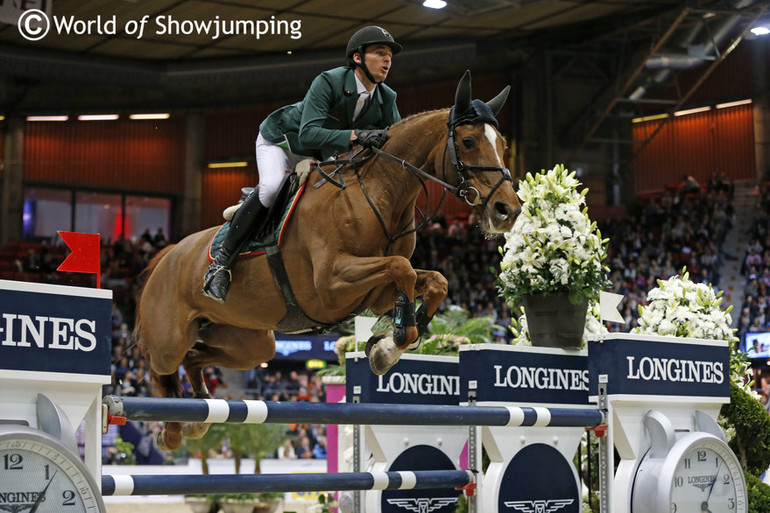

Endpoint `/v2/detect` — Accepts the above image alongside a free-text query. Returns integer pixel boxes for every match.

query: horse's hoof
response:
[156,430,180,452]
[365,332,385,358]
[182,422,210,440]
[366,334,402,375]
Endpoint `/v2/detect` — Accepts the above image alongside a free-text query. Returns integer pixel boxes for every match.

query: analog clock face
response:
[0,428,104,513]
[669,438,746,513]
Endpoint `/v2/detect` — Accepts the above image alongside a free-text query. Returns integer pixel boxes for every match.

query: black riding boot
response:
[202,190,268,303]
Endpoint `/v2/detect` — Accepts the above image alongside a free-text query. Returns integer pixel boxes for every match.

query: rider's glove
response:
[354,129,389,149]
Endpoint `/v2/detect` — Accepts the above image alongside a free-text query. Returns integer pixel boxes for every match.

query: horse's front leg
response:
[414,269,448,339]
[316,254,419,374]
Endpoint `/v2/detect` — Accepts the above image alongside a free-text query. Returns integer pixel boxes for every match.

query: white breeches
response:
[255,132,309,208]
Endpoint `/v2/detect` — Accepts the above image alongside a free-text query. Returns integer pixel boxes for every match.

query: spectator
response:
[313,435,327,459]
[278,438,297,460]
[296,436,314,459]
[153,228,167,249]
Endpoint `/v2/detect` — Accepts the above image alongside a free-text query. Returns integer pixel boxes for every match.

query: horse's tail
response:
[133,245,180,398]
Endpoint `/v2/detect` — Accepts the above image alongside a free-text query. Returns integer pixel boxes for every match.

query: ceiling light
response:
[423,0,447,9]
[78,114,119,121]
[751,26,770,36]
[208,161,249,169]
[632,113,669,123]
[673,106,711,117]
[129,113,170,120]
[716,99,752,109]
[27,116,69,121]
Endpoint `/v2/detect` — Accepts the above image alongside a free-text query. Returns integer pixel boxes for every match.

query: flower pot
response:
[522,292,588,349]
[221,500,260,513]
[184,496,213,513]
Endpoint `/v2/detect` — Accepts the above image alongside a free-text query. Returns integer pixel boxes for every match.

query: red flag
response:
[57,231,101,288]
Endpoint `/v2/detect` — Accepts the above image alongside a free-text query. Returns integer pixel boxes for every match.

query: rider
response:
[202,26,403,303]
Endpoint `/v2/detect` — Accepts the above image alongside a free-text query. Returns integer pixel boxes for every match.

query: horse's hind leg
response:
[147,367,185,452]
[178,342,213,440]
[179,325,276,440]
[140,316,200,451]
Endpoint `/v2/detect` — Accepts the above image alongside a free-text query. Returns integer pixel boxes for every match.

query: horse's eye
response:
[462,137,475,149]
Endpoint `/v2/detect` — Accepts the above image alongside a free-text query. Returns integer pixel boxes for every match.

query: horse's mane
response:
[388,108,449,137]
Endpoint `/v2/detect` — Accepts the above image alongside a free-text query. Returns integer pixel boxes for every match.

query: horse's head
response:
[445,71,521,234]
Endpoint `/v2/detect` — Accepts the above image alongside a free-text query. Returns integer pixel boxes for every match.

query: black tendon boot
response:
[202,190,268,303]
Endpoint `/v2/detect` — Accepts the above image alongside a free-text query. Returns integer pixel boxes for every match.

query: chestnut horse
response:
[135,71,521,450]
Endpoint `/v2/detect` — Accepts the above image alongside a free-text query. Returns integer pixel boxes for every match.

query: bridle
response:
[444,106,512,209]
[313,109,513,249]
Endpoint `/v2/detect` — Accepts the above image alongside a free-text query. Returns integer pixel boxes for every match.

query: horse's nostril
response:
[495,202,513,219]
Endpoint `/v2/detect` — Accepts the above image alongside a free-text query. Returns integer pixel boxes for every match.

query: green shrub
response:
[746,472,770,513]
[720,382,770,476]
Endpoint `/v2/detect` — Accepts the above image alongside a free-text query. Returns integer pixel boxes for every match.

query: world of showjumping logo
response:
[16,9,302,42]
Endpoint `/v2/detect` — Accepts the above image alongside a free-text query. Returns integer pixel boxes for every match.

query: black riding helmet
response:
[346,26,402,84]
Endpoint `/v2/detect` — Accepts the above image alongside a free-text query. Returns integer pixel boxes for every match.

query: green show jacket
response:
[259,66,401,161]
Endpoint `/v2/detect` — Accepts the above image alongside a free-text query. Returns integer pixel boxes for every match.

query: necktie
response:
[353,91,370,121]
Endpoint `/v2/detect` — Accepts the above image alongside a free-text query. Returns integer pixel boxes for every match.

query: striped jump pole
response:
[103,395,605,428]
[102,470,475,496]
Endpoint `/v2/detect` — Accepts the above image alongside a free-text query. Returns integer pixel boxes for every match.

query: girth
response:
[265,245,372,335]
[265,245,337,334]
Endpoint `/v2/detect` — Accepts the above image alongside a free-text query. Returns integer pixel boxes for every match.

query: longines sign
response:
[588,333,729,398]
[459,344,590,405]
[0,280,112,376]
[346,353,459,405]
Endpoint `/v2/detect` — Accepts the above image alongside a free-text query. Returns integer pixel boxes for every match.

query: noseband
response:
[445,108,512,209]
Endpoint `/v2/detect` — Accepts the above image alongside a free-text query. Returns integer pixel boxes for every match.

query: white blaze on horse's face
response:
[484,123,503,167]
[471,123,519,234]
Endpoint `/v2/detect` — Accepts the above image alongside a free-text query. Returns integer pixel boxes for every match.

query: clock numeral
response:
[3,453,23,470]
[44,464,50,480]
[62,489,76,506]
[671,503,677,512]
[728,498,736,509]
[724,473,731,485]
[684,458,691,469]
[674,476,684,487]
[697,450,707,462]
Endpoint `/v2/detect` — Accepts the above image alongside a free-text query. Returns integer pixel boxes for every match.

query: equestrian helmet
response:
[346,26,402,59]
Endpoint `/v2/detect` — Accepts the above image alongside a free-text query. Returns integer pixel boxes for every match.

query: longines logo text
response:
[0,312,97,351]
[376,372,459,396]
[626,356,724,384]
[689,474,717,491]
[493,365,588,391]
[0,491,45,504]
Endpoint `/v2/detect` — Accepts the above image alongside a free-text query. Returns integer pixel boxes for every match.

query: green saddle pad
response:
[207,181,306,260]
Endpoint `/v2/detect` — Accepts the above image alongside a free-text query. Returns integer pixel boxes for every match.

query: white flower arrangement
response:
[632,269,735,342]
[633,269,753,394]
[510,301,608,347]
[497,164,610,307]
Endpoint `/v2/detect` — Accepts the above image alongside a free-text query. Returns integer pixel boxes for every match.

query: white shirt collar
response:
[354,74,375,95]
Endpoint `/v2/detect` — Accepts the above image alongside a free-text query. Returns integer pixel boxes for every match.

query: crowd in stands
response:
[738,186,770,345]
[600,185,734,331]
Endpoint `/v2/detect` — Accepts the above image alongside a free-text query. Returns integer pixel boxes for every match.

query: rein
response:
[312,113,513,251]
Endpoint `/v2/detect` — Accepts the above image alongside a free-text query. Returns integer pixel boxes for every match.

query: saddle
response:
[209,171,304,259]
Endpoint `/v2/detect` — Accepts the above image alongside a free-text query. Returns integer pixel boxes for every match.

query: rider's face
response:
[355,44,393,85]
